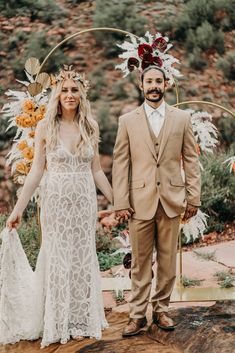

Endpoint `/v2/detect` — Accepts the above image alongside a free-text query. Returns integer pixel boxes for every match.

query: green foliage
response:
[157,0,235,71]
[88,70,107,102]
[214,0,235,31]
[186,22,224,54]
[0,0,67,24]
[0,214,40,270]
[193,249,217,261]
[96,101,118,155]
[93,0,147,57]
[8,31,29,51]
[200,150,235,232]
[113,289,125,302]
[182,276,203,287]
[112,82,128,100]
[172,0,235,38]
[10,31,69,79]
[214,270,235,288]
[96,223,113,252]
[216,51,235,80]
[97,251,123,271]
[188,48,207,70]
[218,116,235,147]
[0,118,16,150]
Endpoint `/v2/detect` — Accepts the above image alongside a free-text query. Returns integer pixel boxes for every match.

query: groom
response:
[112,66,201,336]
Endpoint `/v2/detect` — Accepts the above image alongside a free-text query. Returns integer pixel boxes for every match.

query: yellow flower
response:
[17,140,28,151]
[36,113,44,122]
[30,114,38,127]
[16,161,30,175]
[22,99,36,113]
[39,104,46,114]
[22,147,34,161]
[16,114,27,127]
[28,131,35,138]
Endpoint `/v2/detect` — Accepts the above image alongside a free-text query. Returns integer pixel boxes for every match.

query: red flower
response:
[141,52,154,70]
[127,57,139,72]
[153,56,163,67]
[138,43,153,59]
[152,37,168,52]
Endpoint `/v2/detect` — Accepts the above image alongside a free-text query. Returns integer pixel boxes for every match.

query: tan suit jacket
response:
[112,103,201,219]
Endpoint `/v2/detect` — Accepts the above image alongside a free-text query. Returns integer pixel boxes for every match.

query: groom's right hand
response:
[115,208,134,223]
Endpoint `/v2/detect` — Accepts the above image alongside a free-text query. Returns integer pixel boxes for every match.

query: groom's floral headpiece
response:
[116,31,182,85]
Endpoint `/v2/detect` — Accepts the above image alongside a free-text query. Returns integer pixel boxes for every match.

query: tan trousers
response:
[129,202,180,318]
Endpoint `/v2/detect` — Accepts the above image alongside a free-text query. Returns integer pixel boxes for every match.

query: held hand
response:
[115,208,134,223]
[6,210,22,230]
[182,204,198,223]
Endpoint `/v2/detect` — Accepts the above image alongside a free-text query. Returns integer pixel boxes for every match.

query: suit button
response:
[157,182,160,185]
[157,164,160,167]
[156,143,159,146]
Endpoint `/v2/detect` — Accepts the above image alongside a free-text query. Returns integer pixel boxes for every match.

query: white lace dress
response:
[0,142,108,348]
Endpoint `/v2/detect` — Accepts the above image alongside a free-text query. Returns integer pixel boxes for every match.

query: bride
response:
[0,66,112,348]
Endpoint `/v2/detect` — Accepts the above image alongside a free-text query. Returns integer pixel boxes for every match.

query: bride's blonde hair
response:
[45,79,98,153]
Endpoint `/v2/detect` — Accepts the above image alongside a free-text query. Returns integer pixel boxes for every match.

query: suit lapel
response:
[157,103,174,161]
[136,104,157,161]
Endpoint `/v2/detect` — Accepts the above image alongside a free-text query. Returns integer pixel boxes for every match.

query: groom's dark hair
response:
[141,66,167,82]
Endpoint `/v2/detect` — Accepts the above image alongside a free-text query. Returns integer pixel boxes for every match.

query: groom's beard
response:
[145,88,164,103]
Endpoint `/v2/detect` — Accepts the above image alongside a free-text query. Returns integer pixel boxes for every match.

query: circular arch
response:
[173,100,235,118]
[37,27,180,104]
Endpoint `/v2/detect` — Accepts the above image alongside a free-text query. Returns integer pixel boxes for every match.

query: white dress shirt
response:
[144,100,166,137]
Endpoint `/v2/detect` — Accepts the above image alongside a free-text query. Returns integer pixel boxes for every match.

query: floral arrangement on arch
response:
[1,58,50,200]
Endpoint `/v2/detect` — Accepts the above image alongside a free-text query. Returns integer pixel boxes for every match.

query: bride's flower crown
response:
[50,65,90,92]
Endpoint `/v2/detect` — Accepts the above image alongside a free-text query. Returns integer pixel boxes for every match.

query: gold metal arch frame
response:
[38,27,235,301]
[174,100,235,118]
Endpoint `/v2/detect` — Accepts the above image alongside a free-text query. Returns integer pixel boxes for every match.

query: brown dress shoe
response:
[152,312,175,330]
[122,317,147,337]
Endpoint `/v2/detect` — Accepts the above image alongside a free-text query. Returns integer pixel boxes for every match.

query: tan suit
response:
[112,103,201,317]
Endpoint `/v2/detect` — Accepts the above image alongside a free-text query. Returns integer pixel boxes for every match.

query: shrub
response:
[92,0,147,57]
[96,223,113,252]
[112,81,128,100]
[157,0,228,71]
[96,102,118,155]
[214,270,235,288]
[200,149,235,232]
[0,0,67,24]
[188,48,207,70]
[97,251,123,271]
[174,0,235,38]
[186,21,224,54]
[0,117,16,150]
[214,0,235,31]
[10,31,69,79]
[218,116,235,148]
[216,51,235,80]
